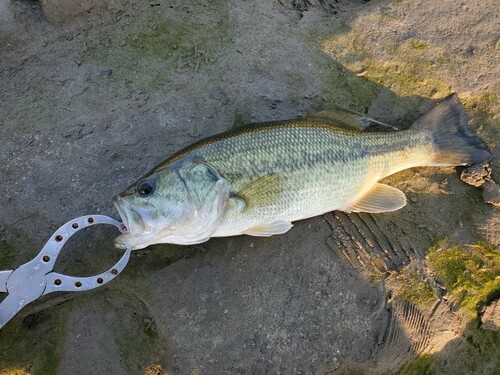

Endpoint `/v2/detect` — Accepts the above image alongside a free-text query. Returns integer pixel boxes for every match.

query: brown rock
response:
[482,300,500,331]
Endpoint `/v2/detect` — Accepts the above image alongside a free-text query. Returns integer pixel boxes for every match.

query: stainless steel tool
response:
[0,215,131,329]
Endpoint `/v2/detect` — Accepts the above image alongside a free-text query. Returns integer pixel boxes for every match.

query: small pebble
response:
[460,163,491,187]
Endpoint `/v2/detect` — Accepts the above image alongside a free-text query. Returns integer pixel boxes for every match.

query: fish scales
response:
[112,94,491,250]
[187,122,433,235]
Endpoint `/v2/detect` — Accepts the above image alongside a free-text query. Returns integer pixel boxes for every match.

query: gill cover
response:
[170,162,231,244]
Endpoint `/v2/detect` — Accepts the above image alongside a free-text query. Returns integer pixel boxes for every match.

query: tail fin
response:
[412,94,491,166]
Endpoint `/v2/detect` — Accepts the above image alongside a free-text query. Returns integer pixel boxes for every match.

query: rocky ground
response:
[0,0,498,374]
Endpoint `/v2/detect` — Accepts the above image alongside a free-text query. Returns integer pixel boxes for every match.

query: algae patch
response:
[322,30,453,99]
[426,240,500,314]
[83,2,230,91]
[410,40,430,51]
[387,266,437,309]
[385,354,436,375]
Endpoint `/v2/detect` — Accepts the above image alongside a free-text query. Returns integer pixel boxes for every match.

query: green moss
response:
[128,26,184,59]
[427,240,500,313]
[388,354,436,375]
[321,60,381,112]
[321,30,453,99]
[363,61,452,98]
[462,91,499,126]
[393,269,436,308]
[84,2,230,91]
[368,268,389,283]
[410,40,429,50]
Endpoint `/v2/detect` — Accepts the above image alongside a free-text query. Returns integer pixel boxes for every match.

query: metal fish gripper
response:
[0,215,131,329]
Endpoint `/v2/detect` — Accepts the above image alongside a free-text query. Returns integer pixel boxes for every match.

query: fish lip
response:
[113,195,131,234]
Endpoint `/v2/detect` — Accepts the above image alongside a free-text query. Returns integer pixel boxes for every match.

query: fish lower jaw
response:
[113,234,131,250]
[113,233,148,251]
[113,230,175,250]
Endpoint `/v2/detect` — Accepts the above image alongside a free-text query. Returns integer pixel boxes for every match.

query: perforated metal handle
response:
[41,215,131,294]
[0,215,131,329]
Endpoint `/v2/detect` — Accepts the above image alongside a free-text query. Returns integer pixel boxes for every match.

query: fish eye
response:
[137,180,154,196]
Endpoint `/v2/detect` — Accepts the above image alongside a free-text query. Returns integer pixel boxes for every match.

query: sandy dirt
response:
[0,0,498,374]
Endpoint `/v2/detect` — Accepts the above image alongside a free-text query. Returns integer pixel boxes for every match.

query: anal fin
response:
[344,183,407,213]
[242,220,293,237]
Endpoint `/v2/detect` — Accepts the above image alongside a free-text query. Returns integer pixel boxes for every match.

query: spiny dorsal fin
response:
[236,174,285,210]
[242,220,293,237]
[309,108,398,131]
[344,183,407,213]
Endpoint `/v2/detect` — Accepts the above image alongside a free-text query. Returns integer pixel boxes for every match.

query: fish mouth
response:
[112,195,162,250]
[112,195,146,238]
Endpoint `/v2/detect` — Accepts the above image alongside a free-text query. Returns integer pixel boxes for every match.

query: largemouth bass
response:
[113,94,491,250]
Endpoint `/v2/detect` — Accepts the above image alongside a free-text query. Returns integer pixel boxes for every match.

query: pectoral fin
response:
[242,221,293,237]
[309,109,397,131]
[236,174,285,210]
[344,183,407,213]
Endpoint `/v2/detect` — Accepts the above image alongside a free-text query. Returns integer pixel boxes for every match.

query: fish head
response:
[113,161,230,250]
[113,168,194,250]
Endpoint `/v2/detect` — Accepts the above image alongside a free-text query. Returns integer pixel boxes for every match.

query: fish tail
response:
[412,93,491,166]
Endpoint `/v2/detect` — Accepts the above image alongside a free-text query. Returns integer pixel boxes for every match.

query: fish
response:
[113,94,491,250]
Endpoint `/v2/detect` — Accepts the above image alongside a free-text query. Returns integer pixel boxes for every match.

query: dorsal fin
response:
[309,108,398,131]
